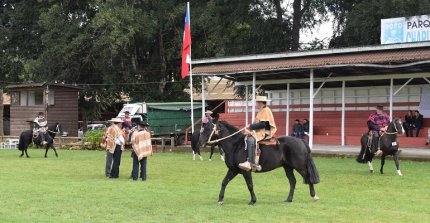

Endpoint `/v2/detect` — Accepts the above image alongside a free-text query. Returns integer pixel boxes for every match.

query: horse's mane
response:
[218,120,245,144]
[218,121,240,132]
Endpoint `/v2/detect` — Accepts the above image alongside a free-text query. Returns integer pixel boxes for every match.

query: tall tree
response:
[330,0,430,47]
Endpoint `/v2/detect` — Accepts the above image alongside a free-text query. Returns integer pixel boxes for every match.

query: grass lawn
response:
[0,149,429,223]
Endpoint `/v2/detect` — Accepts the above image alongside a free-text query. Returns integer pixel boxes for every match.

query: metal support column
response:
[389,78,393,121]
[341,81,345,146]
[309,69,314,149]
[245,85,249,126]
[201,77,206,116]
[252,73,256,123]
[285,83,290,136]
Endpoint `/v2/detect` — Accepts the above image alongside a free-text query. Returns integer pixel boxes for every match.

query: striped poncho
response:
[131,129,152,160]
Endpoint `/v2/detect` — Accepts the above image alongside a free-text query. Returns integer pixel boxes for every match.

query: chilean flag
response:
[181,3,191,79]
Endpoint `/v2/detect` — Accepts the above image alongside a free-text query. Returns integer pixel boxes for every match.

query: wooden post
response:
[170,136,174,152]
[161,138,165,152]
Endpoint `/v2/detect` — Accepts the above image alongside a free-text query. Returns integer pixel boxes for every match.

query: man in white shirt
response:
[106,118,125,179]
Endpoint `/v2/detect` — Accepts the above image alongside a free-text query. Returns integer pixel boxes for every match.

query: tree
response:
[329,0,430,48]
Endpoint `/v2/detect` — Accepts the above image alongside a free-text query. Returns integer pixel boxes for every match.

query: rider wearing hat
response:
[34,112,48,145]
[368,105,390,155]
[239,95,277,171]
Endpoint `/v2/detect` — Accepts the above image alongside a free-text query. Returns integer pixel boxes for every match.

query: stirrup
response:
[238,161,251,171]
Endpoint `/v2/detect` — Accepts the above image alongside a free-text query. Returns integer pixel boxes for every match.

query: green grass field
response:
[0,149,429,223]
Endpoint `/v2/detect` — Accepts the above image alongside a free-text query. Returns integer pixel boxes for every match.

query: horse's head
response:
[389,117,404,135]
[199,120,219,147]
[49,122,63,137]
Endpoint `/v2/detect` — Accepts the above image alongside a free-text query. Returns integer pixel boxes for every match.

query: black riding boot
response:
[247,137,256,164]
[371,136,379,153]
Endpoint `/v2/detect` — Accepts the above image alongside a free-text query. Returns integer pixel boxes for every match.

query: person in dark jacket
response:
[403,110,414,137]
[292,119,304,139]
[302,119,309,136]
[413,110,424,137]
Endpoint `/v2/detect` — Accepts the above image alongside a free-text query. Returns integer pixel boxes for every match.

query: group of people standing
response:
[103,111,153,181]
[403,110,424,137]
[291,119,309,139]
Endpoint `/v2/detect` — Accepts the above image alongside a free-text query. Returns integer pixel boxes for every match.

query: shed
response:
[7,83,80,137]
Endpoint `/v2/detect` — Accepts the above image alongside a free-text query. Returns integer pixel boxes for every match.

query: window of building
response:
[12,90,45,106]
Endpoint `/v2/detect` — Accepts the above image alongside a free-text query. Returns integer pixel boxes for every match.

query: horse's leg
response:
[51,145,58,157]
[192,150,196,160]
[283,166,296,203]
[20,150,24,157]
[309,183,319,201]
[44,147,49,158]
[367,161,374,173]
[242,171,257,205]
[380,154,386,174]
[393,152,402,176]
[219,147,225,161]
[218,169,238,205]
[25,148,30,158]
[209,145,214,161]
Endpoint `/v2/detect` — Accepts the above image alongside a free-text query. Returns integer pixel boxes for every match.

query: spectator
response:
[130,121,152,181]
[292,119,304,139]
[106,118,125,179]
[403,110,414,137]
[413,110,423,137]
[303,119,309,136]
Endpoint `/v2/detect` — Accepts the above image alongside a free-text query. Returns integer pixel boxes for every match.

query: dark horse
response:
[199,120,320,205]
[18,122,63,158]
[356,117,404,176]
[191,130,224,161]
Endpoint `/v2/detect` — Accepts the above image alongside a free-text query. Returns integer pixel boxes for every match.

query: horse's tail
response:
[304,141,320,184]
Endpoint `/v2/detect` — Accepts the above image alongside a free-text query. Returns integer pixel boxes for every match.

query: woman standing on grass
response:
[106,118,125,179]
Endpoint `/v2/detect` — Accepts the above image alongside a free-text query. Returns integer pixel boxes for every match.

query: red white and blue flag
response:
[181,3,192,79]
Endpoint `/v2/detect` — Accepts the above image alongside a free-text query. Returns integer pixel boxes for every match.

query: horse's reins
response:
[207,123,246,144]
[382,119,399,136]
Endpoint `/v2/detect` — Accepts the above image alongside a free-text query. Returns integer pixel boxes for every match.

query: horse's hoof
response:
[369,170,374,173]
[284,199,292,203]
[248,201,256,206]
[45,156,47,158]
[218,201,224,206]
[209,159,212,161]
[312,195,320,202]
[26,156,30,158]
[56,154,58,157]
[397,170,403,176]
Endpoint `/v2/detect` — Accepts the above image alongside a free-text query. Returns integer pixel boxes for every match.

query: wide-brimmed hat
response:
[109,118,124,123]
[137,121,150,127]
[376,105,384,110]
[124,111,130,114]
[255,95,271,102]
[205,110,213,114]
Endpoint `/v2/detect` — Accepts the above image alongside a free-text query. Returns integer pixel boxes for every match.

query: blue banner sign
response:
[381,15,430,44]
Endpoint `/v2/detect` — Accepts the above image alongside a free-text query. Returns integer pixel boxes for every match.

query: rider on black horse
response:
[239,96,277,171]
[34,112,48,145]
[367,105,390,156]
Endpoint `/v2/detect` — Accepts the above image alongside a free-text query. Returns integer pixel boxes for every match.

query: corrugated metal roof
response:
[192,47,430,75]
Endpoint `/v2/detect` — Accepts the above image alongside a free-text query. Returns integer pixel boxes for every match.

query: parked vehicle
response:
[117,102,204,145]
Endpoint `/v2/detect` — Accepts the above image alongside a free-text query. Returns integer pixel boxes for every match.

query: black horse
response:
[191,130,224,161]
[18,122,63,158]
[199,120,320,205]
[356,117,404,176]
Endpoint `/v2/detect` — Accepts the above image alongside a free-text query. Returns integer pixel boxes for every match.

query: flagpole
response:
[187,2,194,134]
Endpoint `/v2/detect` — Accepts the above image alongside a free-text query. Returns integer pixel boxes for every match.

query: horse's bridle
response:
[47,124,61,134]
[205,123,246,144]
[384,118,400,135]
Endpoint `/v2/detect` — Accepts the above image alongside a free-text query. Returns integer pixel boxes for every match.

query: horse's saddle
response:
[258,137,279,146]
